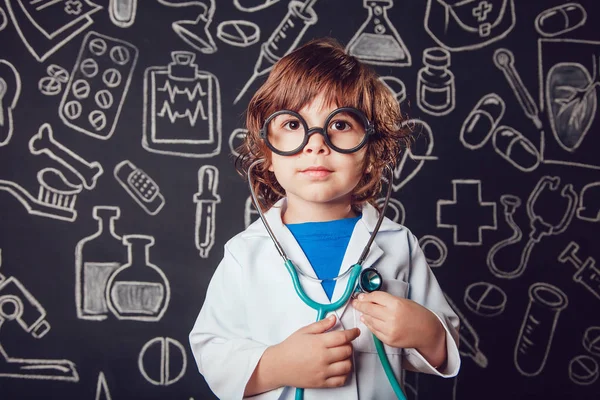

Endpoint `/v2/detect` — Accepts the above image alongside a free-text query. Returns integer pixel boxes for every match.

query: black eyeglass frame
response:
[259,107,375,156]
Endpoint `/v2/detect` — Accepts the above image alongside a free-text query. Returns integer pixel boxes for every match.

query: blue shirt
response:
[286,215,361,300]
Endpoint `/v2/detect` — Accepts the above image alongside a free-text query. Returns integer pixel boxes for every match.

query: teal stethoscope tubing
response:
[247,161,406,400]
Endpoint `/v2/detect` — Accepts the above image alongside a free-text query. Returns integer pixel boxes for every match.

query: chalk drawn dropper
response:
[493,48,543,130]
[233,0,318,104]
[445,294,488,368]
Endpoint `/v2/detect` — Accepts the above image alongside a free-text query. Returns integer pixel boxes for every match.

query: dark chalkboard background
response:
[0,0,599,399]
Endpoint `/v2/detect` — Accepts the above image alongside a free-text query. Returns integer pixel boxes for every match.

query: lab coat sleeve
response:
[401,232,461,378]
[189,244,267,399]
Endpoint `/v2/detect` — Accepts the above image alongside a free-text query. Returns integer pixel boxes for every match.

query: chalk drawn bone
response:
[29,123,103,190]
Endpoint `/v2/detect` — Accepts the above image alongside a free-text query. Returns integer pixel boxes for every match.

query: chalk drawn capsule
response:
[492,125,540,172]
[515,283,568,377]
[535,3,587,38]
[460,93,505,150]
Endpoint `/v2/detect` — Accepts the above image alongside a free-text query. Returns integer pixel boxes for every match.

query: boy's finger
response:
[353,299,387,321]
[358,290,395,307]
[325,327,360,347]
[301,314,336,334]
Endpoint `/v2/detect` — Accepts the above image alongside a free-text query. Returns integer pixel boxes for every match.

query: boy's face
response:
[267,93,368,217]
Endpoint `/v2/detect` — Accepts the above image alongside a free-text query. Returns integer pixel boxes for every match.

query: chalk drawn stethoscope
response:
[487,176,577,279]
[247,160,406,400]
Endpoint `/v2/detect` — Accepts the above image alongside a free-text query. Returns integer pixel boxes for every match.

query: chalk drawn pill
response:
[89,110,107,131]
[464,282,507,317]
[535,3,587,38]
[110,46,131,65]
[419,235,447,267]
[460,93,505,150]
[103,68,122,88]
[138,337,187,386]
[39,77,62,96]
[47,64,69,83]
[80,58,99,78]
[492,125,540,172]
[89,38,108,56]
[569,355,598,385]
[217,20,260,47]
[380,76,406,104]
[583,326,600,357]
[72,79,91,99]
[63,101,82,120]
[95,90,114,109]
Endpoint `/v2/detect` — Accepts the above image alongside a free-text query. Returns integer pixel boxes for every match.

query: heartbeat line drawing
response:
[157,80,207,102]
[157,101,207,126]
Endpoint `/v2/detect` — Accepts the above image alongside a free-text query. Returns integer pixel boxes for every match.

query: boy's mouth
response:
[300,166,332,177]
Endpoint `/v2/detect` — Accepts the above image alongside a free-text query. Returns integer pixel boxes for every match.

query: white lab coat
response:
[189,198,460,400]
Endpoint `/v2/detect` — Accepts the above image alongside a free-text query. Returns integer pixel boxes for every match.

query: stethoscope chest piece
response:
[356,267,383,295]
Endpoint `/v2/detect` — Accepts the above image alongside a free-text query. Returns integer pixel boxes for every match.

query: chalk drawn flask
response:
[417,47,455,116]
[106,235,170,321]
[75,206,126,320]
[346,0,411,67]
[514,283,568,376]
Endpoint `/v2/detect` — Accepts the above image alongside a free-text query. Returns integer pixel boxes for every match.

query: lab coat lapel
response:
[331,210,384,324]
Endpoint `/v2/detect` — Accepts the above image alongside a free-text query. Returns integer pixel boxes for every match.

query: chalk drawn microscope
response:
[0,250,78,381]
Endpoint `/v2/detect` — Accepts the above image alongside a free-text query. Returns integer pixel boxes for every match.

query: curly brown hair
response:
[236,37,411,212]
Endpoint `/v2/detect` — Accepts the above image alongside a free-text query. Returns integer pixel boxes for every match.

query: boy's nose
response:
[303,129,330,154]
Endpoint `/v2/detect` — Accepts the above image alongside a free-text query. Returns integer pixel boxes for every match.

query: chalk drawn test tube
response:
[514,283,568,377]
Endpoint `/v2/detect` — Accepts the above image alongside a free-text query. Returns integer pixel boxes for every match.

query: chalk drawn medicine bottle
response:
[75,206,126,321]
[417,47,455,116]
[106,235,170,321]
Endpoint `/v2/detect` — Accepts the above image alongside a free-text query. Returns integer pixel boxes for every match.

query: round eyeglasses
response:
[260,107,374,156]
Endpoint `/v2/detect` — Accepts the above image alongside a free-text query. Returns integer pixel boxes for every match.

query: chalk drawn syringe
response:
[233,0,318,104]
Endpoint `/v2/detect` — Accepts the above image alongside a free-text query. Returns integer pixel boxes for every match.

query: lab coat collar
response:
[242,198,404,322]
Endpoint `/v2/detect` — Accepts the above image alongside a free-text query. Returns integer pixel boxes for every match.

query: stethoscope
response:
[247,160,406,400]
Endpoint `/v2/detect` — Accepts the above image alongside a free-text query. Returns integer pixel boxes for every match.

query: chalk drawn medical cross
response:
[472,1,493,22]
[437,180,497,246]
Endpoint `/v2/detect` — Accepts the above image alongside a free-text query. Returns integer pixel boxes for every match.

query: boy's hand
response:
[352,292,446,367]
[273,315,360,389]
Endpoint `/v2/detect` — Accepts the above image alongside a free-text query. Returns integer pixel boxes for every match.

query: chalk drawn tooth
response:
[0,59,21,146]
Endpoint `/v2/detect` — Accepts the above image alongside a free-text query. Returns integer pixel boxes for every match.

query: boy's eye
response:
[330,120,351,131]
[283,119,301,130]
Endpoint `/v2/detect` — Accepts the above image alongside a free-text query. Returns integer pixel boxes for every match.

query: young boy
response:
[189,37,460,399]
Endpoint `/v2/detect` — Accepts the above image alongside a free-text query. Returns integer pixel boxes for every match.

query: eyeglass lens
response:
[266,109,367,153]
